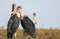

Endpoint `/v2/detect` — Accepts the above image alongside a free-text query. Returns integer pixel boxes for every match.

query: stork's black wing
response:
[7,15,14,32]
[7,14,20,38]
[21,16,35,37]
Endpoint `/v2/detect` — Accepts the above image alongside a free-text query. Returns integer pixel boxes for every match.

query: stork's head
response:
[33,13,36,16]
[23,13,27,18]
[12,4,16,11]
[17,6,22,13]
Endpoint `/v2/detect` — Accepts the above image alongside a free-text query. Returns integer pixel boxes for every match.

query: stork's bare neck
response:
[19,12,23,19]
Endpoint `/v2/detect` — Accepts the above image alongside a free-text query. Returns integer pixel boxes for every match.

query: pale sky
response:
[0,0,60,29]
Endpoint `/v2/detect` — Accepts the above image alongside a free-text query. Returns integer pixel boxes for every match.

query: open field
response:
[0,29,60,39]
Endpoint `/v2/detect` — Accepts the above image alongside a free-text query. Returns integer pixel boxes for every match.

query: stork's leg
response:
[14,32,17,39]
[24,31,26,39]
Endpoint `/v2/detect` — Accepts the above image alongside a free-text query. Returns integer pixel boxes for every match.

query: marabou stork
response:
[7,4,20,39]
[20,12,36,39]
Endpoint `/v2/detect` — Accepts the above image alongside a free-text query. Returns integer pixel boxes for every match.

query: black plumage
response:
[7,14,20,38]
[21,16,36,38]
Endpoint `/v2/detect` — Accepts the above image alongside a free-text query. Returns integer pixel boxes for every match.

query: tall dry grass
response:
[0,29,60,39]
